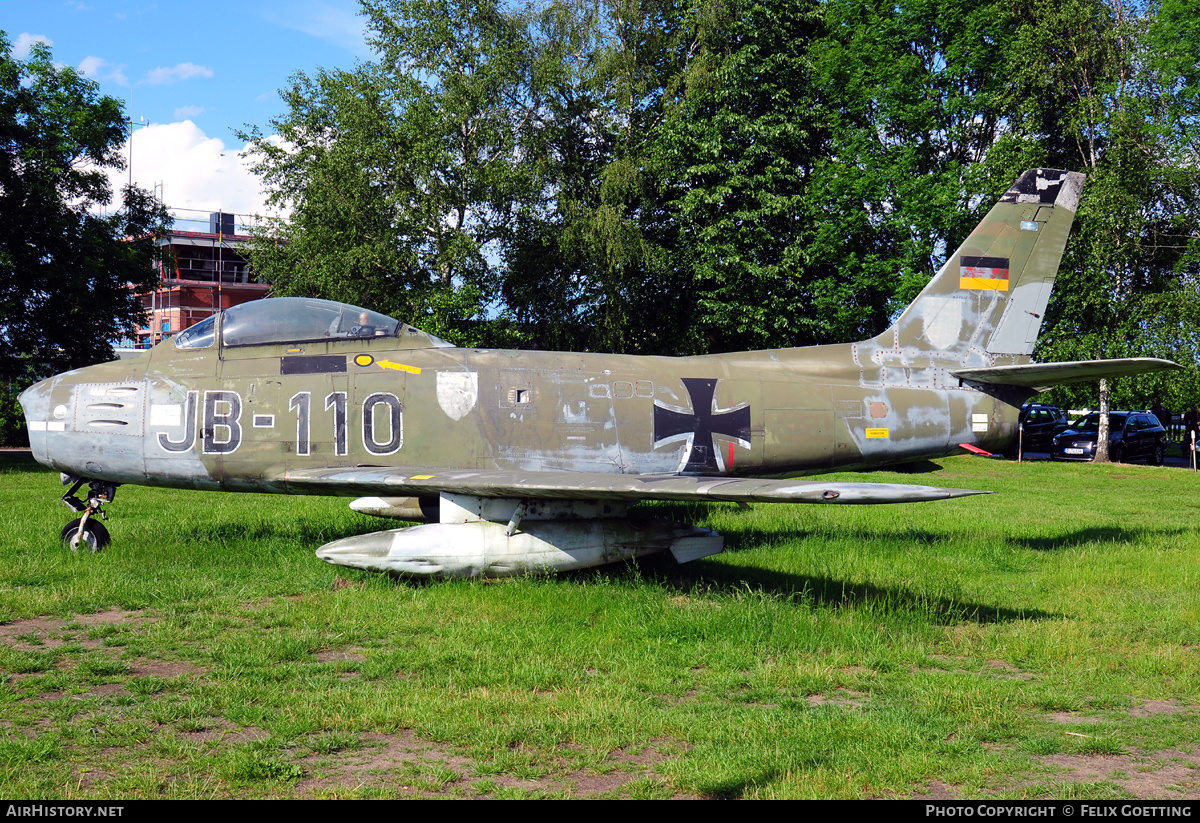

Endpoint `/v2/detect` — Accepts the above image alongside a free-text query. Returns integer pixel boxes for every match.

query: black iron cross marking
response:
[653,377,751,473]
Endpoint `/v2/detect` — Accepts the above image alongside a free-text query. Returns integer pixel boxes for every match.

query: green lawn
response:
[0,452,1197,798]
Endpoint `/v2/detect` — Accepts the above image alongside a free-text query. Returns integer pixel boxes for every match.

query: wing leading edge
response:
[281,466,989,504]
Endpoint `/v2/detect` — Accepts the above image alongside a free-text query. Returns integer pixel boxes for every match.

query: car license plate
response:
[1065,448,1085,455]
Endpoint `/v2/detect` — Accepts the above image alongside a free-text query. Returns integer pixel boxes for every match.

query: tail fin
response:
[873,169,1084,364]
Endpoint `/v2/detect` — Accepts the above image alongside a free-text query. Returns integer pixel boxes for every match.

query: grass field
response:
[0,451,1197,799]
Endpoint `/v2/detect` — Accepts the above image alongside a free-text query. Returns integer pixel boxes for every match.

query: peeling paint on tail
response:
[872,169,1085,366]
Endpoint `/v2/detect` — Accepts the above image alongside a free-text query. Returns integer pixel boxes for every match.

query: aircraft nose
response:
[18,358,150,481]
[18,377,57,463]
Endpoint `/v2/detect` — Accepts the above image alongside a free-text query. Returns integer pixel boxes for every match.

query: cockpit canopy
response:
[174,298,448,349]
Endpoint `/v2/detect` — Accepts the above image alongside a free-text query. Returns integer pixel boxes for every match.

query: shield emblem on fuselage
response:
[437,372,478,421]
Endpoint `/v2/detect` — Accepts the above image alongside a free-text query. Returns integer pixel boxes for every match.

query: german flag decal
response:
[959,256,1010,291]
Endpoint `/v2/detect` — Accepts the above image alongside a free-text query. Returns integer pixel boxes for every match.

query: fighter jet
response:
[19,169,1179,577]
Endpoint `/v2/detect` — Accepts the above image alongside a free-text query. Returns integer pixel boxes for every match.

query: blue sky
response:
[4,0,373,225]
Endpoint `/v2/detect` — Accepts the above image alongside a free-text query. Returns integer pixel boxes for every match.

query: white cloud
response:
[14,33,53,59]
[141,62,215,85]
[103,120,281,222]
[260,0,368,56]
[78,56,128,86]
[78,55,105,76]
[174,105,207,120]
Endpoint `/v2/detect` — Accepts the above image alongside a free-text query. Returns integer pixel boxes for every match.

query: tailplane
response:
[952,358,1180,388]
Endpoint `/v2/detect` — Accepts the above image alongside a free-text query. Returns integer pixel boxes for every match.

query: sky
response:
[4,0,374,230]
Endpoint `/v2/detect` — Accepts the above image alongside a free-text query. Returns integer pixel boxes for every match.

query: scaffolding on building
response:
[125,208,271,350]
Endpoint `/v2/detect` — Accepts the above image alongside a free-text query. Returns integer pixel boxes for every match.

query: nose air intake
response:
[18,378,56,465]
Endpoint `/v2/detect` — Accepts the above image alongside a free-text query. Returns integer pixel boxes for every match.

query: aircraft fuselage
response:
[23,331,1018,493]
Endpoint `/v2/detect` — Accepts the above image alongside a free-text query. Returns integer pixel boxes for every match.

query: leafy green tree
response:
[807,0,1045,325]
[244,0,1200,401]
[631,0,1038,353]
[1005,0,1200,411]
[0,34,168,385]
[652,0,834,353]
[509,0,833,355]
[500,0,692,354]
[239,64,434,321]
[242,0,547,347]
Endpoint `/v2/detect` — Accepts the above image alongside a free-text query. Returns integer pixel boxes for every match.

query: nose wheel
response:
[60,518,111,552]
[59,476,118,553]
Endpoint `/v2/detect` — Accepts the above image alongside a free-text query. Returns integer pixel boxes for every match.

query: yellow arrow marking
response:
[377,360,421,375]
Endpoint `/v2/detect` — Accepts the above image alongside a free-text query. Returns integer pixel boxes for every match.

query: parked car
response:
[1015,403,1069,453]
[1051,411,1167,465]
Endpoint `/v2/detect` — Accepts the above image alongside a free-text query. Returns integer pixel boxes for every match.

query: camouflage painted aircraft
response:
[19,169,1179,577]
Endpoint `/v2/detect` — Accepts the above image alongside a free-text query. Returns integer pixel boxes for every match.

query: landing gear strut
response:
[59,475,118,552]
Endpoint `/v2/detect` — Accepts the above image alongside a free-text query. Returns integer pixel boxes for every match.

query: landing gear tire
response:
[61,519,110,553]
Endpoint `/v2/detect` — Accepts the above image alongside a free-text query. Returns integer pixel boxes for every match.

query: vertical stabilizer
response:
[873,169,1084,366]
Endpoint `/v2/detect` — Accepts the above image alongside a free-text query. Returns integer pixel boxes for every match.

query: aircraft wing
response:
[281,466,988,504]
[951,357,1180,388]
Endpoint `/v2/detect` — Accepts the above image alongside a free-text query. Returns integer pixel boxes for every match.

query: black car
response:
[1051,411,1167,465]
[1015,404,1069,453]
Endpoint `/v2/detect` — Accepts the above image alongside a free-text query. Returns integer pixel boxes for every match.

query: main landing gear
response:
[59,475,118,553]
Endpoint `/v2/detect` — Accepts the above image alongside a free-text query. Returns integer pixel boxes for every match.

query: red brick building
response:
[125,211,270,349]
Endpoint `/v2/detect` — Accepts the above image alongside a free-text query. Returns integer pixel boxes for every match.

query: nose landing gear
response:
[60,476,117,552]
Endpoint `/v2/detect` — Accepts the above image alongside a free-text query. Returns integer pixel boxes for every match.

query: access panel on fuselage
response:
[551,367,624,473]
[143,340,220,490]
[832,384,953,469]
[760,377,835,473]
[468,355,625,473]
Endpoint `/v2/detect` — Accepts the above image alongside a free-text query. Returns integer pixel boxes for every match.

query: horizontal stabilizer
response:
[952,358,1180,388]
[283,467,989,505]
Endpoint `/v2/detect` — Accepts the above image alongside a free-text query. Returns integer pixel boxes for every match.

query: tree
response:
[639,0,1041,353]
[241,0,547,347]
[0,34,168,383]
[501,0,698,354]
[805,0,1046,332]
[1005,0,1200,412]
[244,0,1200,399]
[652,0,836,353]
